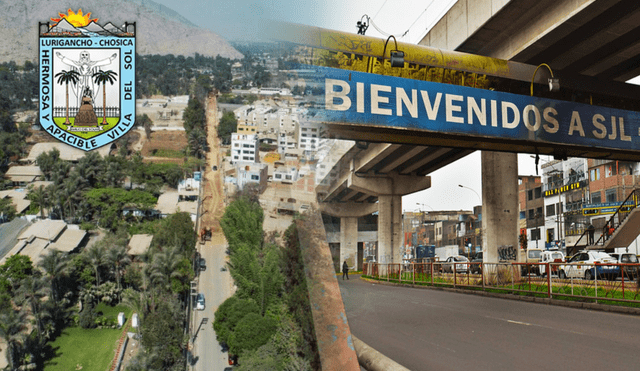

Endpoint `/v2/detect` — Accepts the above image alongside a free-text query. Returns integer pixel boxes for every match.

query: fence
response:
[364,262,640,305]
[54,106,121,118]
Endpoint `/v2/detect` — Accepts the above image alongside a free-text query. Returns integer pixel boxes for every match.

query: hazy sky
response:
[150,0,542,211]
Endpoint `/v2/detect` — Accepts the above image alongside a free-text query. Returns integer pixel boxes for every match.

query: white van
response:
[539,250,565,276]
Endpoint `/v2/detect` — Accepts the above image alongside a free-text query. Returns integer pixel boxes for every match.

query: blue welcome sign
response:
[316,66,640,153]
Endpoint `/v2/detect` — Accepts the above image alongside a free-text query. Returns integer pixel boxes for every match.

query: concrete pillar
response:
[348,173,430,264]
[321,202,378,271]
[340,217,358,268]
[481,151,519,264]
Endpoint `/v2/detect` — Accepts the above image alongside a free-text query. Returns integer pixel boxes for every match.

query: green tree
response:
[140,292,184,369]
[151,212,196,256]
[220,197,264,251]
[187,128,207,159]
[230,312,276,354]
[27,184,48,219]
[15,276,50,343]
[0,255,33,293]
[106,244,131,291]
[54,70,80,125]
[213,296,259,348]
[182,96,206,133]
[92,70,118,125]
[0,309,27,370]
[217,111,237,145]
[35,148,61,181]
[84,243,106,286]
[37,249,69,302]
[136,113,153,140]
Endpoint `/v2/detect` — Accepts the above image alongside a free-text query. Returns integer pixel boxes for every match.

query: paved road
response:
[339,276,640,371]
[192,238,233,371]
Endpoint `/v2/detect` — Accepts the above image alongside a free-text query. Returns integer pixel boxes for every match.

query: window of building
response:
[591,191,601,204]
[275,174,282,179]
[531,228,540,241]
[251,175,259,180]
[605,189,617,203]
[605,164,617,178]
[285,175,292,180]
[302,128,307,131]
[590,168,600,181]
[536,207,543,218]
[527,190,532,201]
[519,211,525,220]
[535,187,542,198]
[528,209,535,220]
[546,204,555,216]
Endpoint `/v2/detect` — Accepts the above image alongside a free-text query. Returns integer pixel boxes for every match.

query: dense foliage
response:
[136,53,234,97]
[217,111,237,145]
[215,197,319,370]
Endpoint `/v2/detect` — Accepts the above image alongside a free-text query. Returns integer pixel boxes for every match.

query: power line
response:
[372,0,388,20]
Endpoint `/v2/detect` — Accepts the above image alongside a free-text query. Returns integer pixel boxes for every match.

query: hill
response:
[0,0,243,63]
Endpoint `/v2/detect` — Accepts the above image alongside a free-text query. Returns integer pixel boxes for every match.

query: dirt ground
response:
[140,130,187,157]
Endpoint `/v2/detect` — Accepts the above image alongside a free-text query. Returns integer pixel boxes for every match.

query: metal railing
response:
[574,188,640,250]
[364,262,640,304]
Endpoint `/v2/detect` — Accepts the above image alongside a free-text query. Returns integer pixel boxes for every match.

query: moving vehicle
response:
[196,293,205,310]
[558,251,618,280]
[442,256,470,273]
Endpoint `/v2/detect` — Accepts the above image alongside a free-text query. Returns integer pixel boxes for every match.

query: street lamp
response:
[458,185,481,205]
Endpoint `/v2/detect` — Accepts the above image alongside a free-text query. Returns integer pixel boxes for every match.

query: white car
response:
[558,251,618,280]
[196,293,205,310]
[442,256,470,273]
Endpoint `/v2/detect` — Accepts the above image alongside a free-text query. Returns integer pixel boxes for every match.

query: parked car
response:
[558,251,618,280]
[520,248,543,276]
[470,252,483,274]
[610,252,640,280]
[442,256,470,273]
[196,293,205,310]
[539,250,565,276]
[199,258,206,271]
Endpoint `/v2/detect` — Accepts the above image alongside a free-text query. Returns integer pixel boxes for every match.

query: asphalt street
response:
[339,276,640,371]
[191,239,233,371]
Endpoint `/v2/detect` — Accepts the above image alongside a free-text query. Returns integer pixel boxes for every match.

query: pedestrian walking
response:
[587,223,595,245]
[342,260,349,280]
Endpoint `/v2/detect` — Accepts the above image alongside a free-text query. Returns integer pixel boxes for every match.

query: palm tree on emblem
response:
[54,70,80,125]
[92,70,118,125]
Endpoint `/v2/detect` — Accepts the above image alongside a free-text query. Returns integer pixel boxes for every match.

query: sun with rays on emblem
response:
[50,8,98,27]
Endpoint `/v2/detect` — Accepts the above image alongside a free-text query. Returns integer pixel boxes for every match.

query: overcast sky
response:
[151,0,543,211]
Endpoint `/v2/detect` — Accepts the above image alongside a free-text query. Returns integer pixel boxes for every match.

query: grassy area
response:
[150,148,185,158]
[44,304,132,371]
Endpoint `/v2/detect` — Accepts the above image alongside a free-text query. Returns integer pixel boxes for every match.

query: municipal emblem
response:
[39,9,136,151]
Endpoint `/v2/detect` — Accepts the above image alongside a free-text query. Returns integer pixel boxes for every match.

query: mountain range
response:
[0,0,243,63]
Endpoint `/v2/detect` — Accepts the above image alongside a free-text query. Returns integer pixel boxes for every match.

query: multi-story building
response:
[541,158,588,249]
[235,162,268,193]
[230,133,259,163]
[584,159,640,235]
[519,175,544,249]
[296,120,322,153]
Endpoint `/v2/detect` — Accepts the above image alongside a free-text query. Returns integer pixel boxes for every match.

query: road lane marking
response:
[487,316,585,335]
